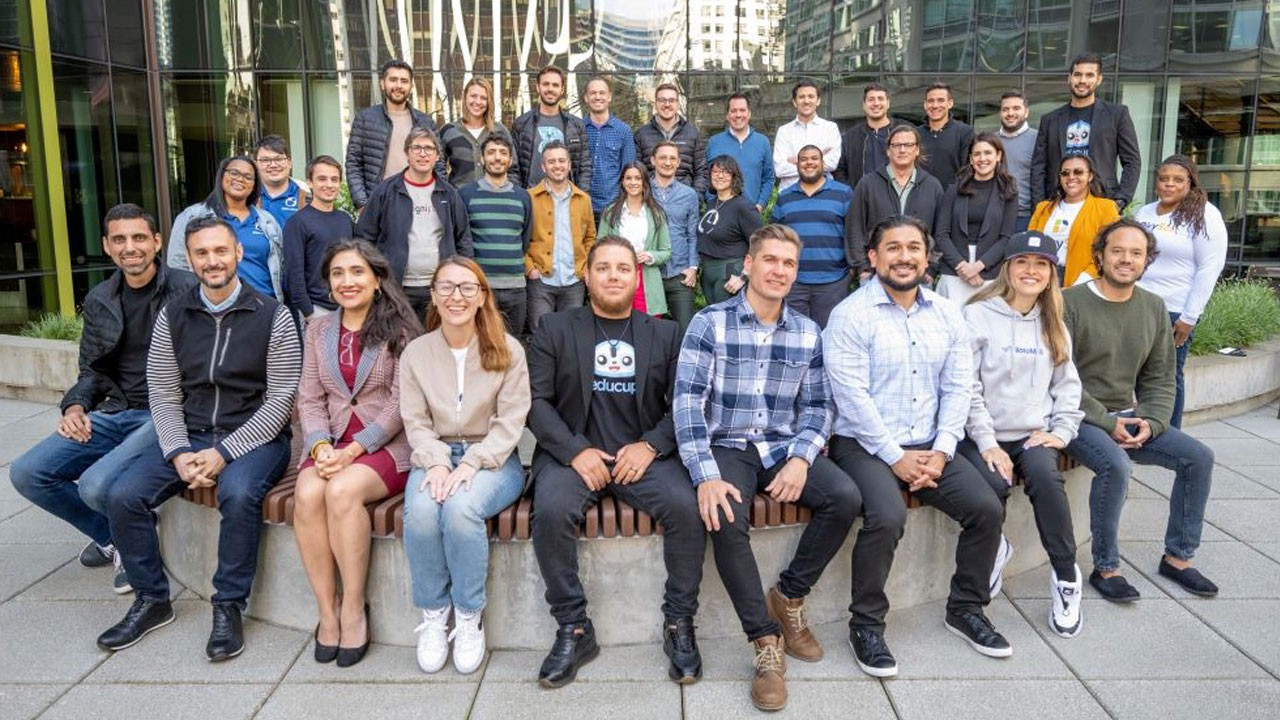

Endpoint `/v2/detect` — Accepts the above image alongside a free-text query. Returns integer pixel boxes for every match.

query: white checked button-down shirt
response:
[823,278,971,465]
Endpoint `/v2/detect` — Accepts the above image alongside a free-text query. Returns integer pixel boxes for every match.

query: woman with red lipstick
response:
[294,239,422,668]
[935,133,1019,304]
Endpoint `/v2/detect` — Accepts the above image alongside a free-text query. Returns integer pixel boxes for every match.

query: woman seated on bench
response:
[294,239,423,667]
[400,256,531,675]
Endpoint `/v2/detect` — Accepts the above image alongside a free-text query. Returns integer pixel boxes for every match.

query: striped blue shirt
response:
[771,178,852,284]
[674,293,832,485]
[823,279,971,465]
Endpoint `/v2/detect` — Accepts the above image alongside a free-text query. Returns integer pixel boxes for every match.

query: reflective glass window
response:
[832,1,885,73]
[53,59,120,275]
[975,0,1026,74]
[1170,0,1264,73]
[0,47,49,327]
[257,75,307,168]
[112,68,157,213]
[160,73,256,216]
[106,0,147,68]
[254,0,303,70]
[49,0,108,61]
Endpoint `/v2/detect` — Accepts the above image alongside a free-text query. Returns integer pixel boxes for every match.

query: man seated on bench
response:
[98,215,301,661]
[528,236,706,688]
[11,204,195,594]
[675,224,861,712]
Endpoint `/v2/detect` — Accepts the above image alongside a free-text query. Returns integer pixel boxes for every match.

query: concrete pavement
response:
[2,398,1278,719]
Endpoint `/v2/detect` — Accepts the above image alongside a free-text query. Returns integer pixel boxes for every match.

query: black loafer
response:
[1089,570,1141,603]
[97,597,175,651]
[206,603,244,662]
[662,616,702,684]
[1158,558,1219,597]
[538,620,599,688]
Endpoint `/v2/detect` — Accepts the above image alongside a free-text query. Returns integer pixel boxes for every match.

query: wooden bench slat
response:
[618,501,636,538]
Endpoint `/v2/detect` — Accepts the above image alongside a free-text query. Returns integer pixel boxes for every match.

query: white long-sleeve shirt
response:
[773,116,841,190]
[1134,201,1229,325]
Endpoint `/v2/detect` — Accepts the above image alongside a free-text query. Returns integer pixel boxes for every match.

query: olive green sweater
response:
[1063,283,1176,438]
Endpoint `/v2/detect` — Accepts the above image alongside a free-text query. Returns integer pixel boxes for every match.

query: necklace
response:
[595,315,632,358]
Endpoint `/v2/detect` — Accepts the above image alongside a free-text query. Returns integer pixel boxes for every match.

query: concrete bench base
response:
[159,466,1093,650]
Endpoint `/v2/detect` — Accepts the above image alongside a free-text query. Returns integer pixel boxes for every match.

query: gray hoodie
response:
[963,295,1084,450]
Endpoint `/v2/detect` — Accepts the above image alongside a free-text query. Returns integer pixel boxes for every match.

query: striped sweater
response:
[771,178,853,284]
[458,179,533,290]
[148,283,301,461]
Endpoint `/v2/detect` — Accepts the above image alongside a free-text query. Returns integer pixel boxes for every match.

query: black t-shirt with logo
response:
[585,315,641,455]
[1065,104,1094,157]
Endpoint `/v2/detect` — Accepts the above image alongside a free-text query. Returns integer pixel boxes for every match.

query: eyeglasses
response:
[224,168,254,182]
[889,142,917,150]
[1059,168,1088,177]
[656,97,679,104]
[409,145,439,156]
[434,281,482,299]
[256,155,289,167]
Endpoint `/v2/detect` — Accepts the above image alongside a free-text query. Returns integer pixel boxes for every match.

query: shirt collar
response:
[730,291,790,329]
[868,276,930,308]
[200,278,243,312]
[998,122,1030,138]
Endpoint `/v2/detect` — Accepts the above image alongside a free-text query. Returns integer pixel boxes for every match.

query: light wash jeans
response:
[403,445,525,612]
[1066,421,1214,572]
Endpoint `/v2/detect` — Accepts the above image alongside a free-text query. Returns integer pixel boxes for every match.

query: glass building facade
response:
[2,0,1278,323]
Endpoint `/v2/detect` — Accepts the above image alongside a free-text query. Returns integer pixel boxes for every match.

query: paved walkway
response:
[2,397,1279,719]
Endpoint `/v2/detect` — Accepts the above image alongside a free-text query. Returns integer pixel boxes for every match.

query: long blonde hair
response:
[425,256,513,372]
[967,257,1070,366]
[461,77,496,132]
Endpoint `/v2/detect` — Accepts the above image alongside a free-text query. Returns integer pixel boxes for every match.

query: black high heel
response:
[314,623,339,664]
[336,603,371,668]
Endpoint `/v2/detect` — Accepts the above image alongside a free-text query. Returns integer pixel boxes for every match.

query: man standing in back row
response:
[774,81,841,191]
[512,65,592,193]
[635,83,708,194]
[345,59,439,210]
[1031,53,1141,210]
[996,91,1038,233]
[917,82,974,191]
[834,83,901,189]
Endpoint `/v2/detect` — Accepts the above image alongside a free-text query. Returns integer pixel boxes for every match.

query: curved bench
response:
[163,437,1092,649]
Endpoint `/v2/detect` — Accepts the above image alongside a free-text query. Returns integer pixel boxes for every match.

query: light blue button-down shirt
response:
[823,278,971,465]
[544,184,578,287]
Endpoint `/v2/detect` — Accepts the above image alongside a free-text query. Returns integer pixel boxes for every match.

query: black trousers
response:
[531,456,706,626]
[705,447,861,641]
[493,287,528,339]
[829,436,1003,631]
[404,285,432,325]
[958,438,1077,577]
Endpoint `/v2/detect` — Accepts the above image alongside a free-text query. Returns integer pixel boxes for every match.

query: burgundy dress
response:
[300,326,409,494]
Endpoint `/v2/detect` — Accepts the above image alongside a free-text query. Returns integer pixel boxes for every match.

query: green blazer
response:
[597,206,672,316]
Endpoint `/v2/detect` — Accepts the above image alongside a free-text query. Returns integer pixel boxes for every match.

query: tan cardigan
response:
[296,312,412,471]
[399,329,531,472]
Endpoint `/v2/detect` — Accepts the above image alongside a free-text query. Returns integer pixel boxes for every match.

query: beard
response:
[590,287,635,317]
[876,265,925,293]
[198,264,238,290]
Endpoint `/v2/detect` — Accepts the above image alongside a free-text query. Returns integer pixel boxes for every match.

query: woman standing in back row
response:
[935,133,1020,304]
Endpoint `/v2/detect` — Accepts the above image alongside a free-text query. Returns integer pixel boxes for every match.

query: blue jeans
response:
[1066,421,1214,572]
[10,408,156,546]
[403,445,525,612]
[1170,311,1192,429]
[105,431,290,605]
[1014,214,1030,233]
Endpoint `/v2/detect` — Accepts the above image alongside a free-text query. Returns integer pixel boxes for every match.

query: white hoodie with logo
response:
[963,295,1084,451]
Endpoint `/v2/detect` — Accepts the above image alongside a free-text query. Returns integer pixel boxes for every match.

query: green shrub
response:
[336,181,358,221]
[1189,279,1280,355]
[20,313,83,341]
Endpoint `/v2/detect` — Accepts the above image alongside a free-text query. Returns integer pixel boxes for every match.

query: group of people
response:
[8,52,1232,713]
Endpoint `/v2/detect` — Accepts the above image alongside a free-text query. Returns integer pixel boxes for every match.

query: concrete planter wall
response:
[0,336,77,405]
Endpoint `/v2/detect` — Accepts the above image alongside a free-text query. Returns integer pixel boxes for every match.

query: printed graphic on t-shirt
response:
[413,199,435,217]
[698,208,721,235]
[1065,119,1091,156]
[593,339,636,395]
[537,125,566,155]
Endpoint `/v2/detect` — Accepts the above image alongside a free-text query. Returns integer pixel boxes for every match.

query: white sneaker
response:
[450,608,486,674]
[415,606,451,673]
[1049,565,1083,638]
[989,535,1014,597]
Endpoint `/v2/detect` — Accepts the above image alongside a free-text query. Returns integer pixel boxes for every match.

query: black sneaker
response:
[80,541,115,568]
[662,616,702,684]
[206,603,245,662]
[1089,570,1141,603]
[97,597,175,651]
[945,610,1012,658]
[1158,558,1219,597]
[537,620,600,688]
[848,627,898,678]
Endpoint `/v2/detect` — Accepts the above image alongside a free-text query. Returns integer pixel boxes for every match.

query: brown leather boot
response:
[751,635,787,711]
[767,584,823,661]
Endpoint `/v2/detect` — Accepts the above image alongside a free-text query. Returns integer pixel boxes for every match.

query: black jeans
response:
[493,287,528,339]
[105,431,291,606]
[532,456,706,625]
[785,276,851,330]
[526,280,585,333]
[829,436,1002,631]
[404,285,432,325]
[958,438,1077,578]
[705,447,861,641]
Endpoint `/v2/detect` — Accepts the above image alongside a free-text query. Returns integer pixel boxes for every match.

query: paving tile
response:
[469,680,679,720]
[1087,679,1280,720]
[484,643,670,684]
[1178,599,1280,676]
[1184,420,1259,440]
[0,684,70,720]
[692,620,883,682]
[0,542,79,601]
[1137,465,1277,500]
[1205,499,1280,542]
[86,599,308,684]
[1249,542,1280,564]
[1119,498,1229,542]
[283,641,480,684]
[0,399,57,425]
[0,467,34,522]
[0,601,119,683]
[887,679,1109,720]
[685,679,895,719]
[1010,598,1266,680]
[16,560,173,603]
[1124,479,1165,499]
[1220,413,1280,441]
[257,683,478,720]
[1229,466,1280,494]
[1123,541,1280,600]
[39,684,271,720]
[0,506,86,545]
[0,412,59,466]
[1003,542,1165,601]
[1198,438,1280,467]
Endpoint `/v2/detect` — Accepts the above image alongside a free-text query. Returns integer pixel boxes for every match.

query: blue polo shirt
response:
[259,179,305,231]
[770,178,852,284]
[226,207,274,297]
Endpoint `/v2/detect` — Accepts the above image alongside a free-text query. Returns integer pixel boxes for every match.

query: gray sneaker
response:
[80,541,115,568]
[112,551,132,595]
